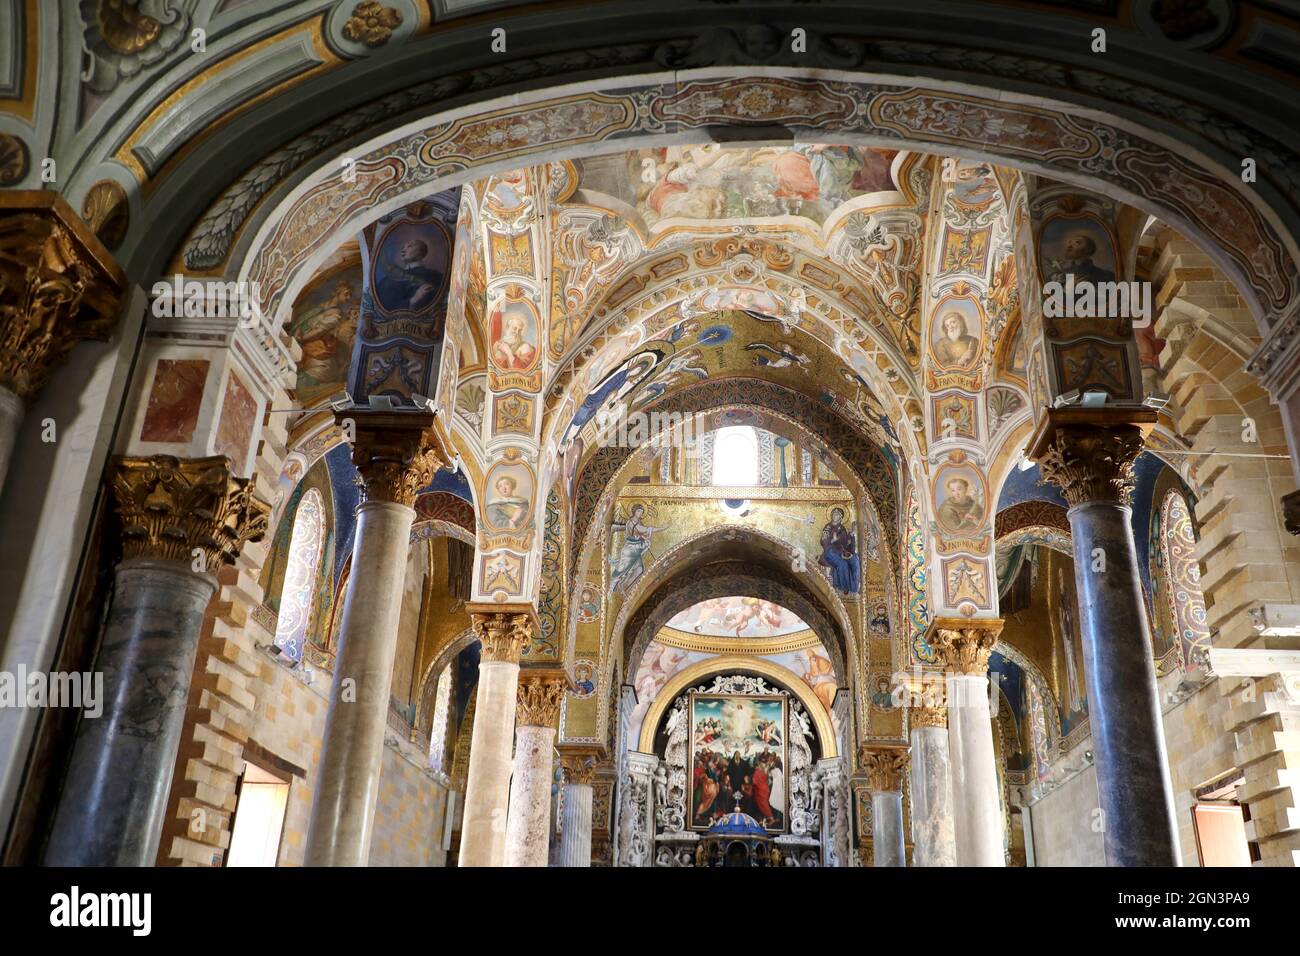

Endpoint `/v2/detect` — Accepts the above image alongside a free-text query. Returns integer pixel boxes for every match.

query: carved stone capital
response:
[469,608,533,663]
[338,410,447,506]
[109,455,269,573]
[1028,407,1157,507]
[558,745,603,785]
[516,668,568,728]
[928,618,1004,674]
[909,705,948,729]
[858,744,910,793]
[0,192,125,398]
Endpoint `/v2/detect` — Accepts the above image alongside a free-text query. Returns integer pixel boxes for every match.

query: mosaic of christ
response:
[690,695,787,832]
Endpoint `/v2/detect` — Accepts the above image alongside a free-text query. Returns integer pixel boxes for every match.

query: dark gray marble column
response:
[44,559,216,866]
[42,453,266,867]
[1032,407,1180,867]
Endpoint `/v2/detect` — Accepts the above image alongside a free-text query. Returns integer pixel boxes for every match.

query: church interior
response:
[2,1,1300,881]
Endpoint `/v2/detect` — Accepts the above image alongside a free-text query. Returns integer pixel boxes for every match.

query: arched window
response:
[428,663,453,772]
[1159,490,1211,672]
[712,426,758,486]
[274,488,325,663]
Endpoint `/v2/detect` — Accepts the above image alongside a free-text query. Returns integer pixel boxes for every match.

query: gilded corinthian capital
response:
[338,410,448,506]
[469,608,534,663]
[109,455,270,573]
[1028,407,1157,508]
[515,669,569,728]
[0,193,125,399]
[858,744,911,793]
[927,618,1004,674]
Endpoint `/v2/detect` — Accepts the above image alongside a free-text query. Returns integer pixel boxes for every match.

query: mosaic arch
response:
[565,381,902,591]
[217,73,1298,344]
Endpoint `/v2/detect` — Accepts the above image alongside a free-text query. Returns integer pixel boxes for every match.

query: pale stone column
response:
[458,609,532,867]
[904,679,957,867]
[0,192,124,494]
[45,456,266,865]
[931,620,1006,867]
[1032,407,1180,867]
[556,748,600,867]
[305,413,443,866]
[503,668,567,867]
[859,744,910,867]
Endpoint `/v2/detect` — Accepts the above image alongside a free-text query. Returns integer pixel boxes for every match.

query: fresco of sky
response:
[667,597,809,638]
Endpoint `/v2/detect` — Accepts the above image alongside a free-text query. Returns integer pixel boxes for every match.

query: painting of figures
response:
[578,145,898,227]
[287,265,362,407]
[667,597,807,638]
[689,694,787,832]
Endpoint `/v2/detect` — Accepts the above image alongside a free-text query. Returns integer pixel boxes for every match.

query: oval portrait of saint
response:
[929,296,984,373]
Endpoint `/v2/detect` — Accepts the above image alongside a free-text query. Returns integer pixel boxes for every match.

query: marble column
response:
[859,744,910,867]
[556,748,600,867]
[1032,406,1180,867]
[458,609,532,867]
[45,455,267,865]
[0,192,125,494]
[904,678,957,867]
[817,757,852,867]
[503,668,567,867]
[619,752,658,867]
[931,620,1006,867]
[305,413,443,866]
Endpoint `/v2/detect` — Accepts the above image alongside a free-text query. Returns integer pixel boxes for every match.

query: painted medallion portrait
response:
[488,296,541,372]
[929,297,984,372]
[483,460,535,532]
[373,221,451,315]
[934,463,987,536]
[689,694,787,832]
[1038,214,1119,287]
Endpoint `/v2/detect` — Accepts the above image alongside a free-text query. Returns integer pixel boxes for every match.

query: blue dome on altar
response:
[707,810,768,838]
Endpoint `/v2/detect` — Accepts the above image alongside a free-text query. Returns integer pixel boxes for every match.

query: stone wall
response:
[368,739,450,867]
[1024,738,1104,867]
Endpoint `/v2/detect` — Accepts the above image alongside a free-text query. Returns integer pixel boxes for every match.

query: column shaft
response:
[557,783,593,867]
[1032,408,1180,866]
[909,723,957,867]
[457,659,519,866]
[947,673,1004,866]
[45,559,216,865]
[304,500,414,866]
[871,791,906,867]
[1068,501,1180,866]
[503,724,556,867]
